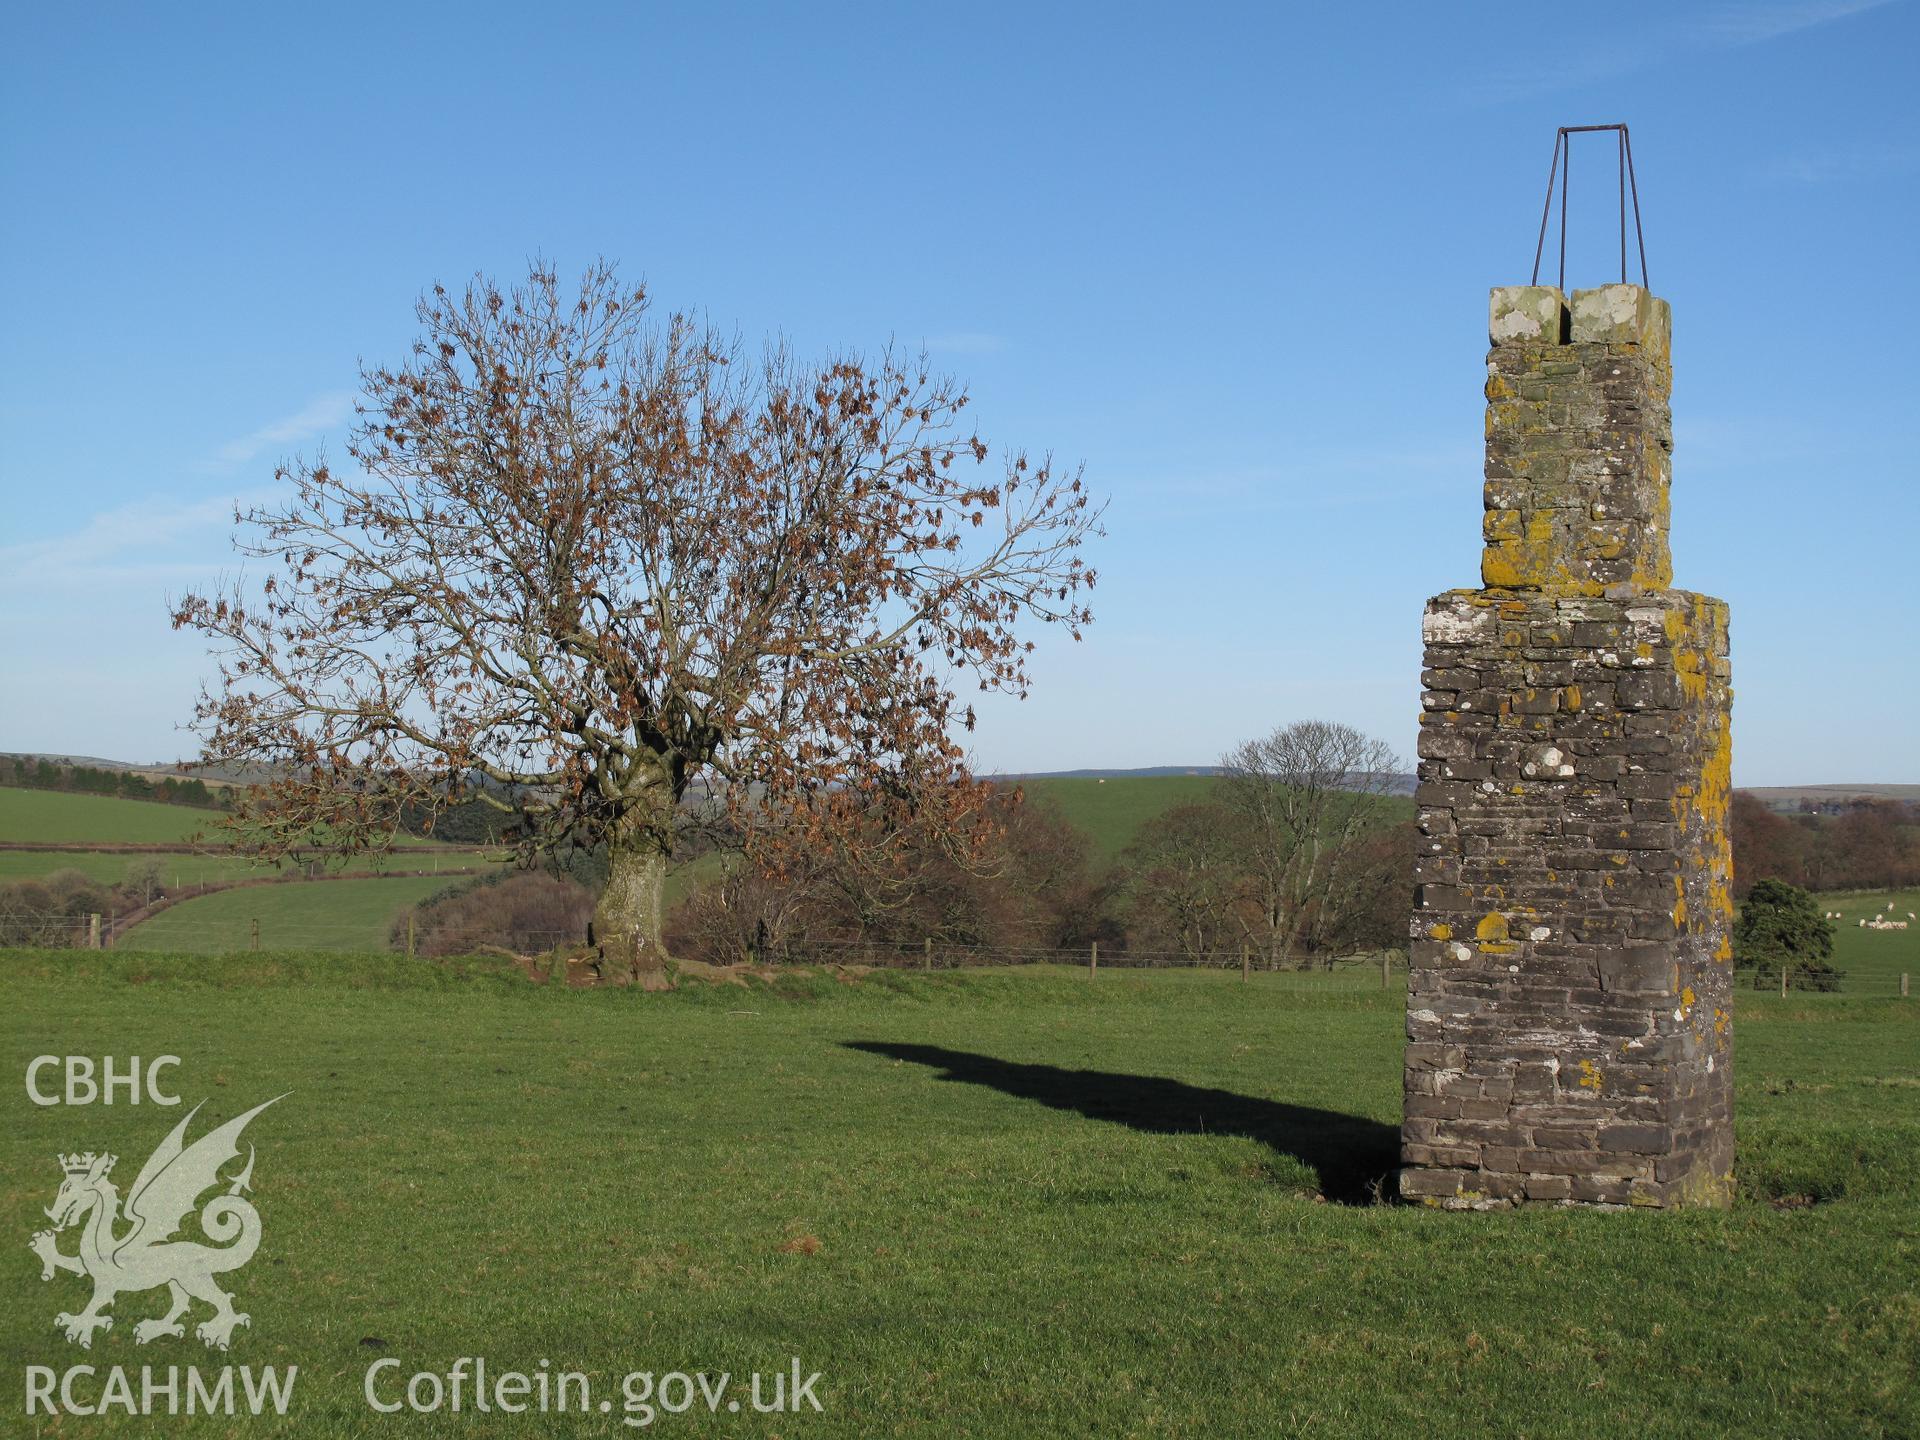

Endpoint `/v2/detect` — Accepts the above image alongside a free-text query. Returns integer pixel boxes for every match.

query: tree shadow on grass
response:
[843,1041,1397,1205]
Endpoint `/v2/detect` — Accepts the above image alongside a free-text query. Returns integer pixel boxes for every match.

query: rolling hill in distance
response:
[4,776,1915,987]
[7,756,1913,872]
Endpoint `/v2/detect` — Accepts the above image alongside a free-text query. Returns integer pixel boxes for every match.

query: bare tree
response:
[174,261,1102,981]
[123,858,166,907]
[670,786,1102,964]
[1217,720,1402,969]
[666,858,819,966]
[1119,802,1250,963]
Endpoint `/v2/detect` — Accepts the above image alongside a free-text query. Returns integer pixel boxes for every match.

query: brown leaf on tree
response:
[173,260,1104,984]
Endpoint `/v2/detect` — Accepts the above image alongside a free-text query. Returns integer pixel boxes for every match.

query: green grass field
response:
[1,958,1912,1436]
[0,788,219,845]
[0,851,305,889]
[0,787,472,851]
[1824,888,1920,993]
[110,856,702,954]
[1011,775,1413,868]
[114,875,466,952]
[0,850,498,889]
[1013,775,1223,865]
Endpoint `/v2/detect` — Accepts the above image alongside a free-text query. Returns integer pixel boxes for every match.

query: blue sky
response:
[2,1,1915,785]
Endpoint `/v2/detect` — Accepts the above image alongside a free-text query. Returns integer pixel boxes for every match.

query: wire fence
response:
[728,935,1404,985]
[4,909,1401,980]
[4,912,1916,997]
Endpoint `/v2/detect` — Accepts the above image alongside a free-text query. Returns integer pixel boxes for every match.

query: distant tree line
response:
[658,719,1411,969]
[666,785,1114,964]
[1730,794,1919,896]
[1,756,225,810]
[449,735,1910,970]
[387,721,1414,970]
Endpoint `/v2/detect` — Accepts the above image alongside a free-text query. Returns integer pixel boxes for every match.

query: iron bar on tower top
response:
[1530,123,1649,292]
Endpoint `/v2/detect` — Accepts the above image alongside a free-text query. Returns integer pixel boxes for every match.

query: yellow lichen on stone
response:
[1672,1166,1735,1210]
[1476,910,1517,955]
[1407,298,1733,1213]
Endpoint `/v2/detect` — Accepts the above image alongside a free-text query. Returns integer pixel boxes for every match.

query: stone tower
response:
[1402,283,1733,1209]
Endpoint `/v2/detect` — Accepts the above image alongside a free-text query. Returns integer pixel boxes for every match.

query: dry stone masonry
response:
[1403,283,1734,1209]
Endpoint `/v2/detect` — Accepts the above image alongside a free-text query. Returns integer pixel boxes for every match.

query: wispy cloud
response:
[1694,0,1896,44]
[211,390,354,467]
[0,491,270,591]
[1753,140,1920,184]
[1466,0,1900,105]
[3,390,352,594]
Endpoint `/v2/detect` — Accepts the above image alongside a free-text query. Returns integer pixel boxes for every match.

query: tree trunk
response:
[592,795,673,985]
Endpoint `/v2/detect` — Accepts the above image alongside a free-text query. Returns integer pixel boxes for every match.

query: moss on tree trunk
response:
[591,793,673,984]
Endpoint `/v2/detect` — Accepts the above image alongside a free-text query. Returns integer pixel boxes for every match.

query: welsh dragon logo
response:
[28,1096,285,1350]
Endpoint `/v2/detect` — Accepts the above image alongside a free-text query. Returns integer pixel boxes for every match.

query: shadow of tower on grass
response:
[843,1041,1397,1206]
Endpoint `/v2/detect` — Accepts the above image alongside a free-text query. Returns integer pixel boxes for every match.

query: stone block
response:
[1524,1174,1573,1201]
[1598,942,1677,995]
[1490,285,1568,345]
[1399,1167,1467,1199]
[1569,284,1670,353]
[1599,1123,1673,1155]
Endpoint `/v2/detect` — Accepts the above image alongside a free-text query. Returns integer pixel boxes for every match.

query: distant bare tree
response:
[671,786,1104,963]
[1218,720,1403,969]
[1312,819,1418,958]
[1119,802,1249,963]
[174,260,1102,982]
[123,858,166,907]
[666,860,816,966]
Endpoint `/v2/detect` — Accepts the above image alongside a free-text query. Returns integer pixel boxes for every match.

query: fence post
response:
[1781,963,1788,999]
[87,913,101,950]
[1382,951,1391,989]
[1241,944,1250,984]
[250,917,261,952]
[1090,940,1098,977]
[924,935,932,973]
[1903,972,1910,998]
[407,914,416,959]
